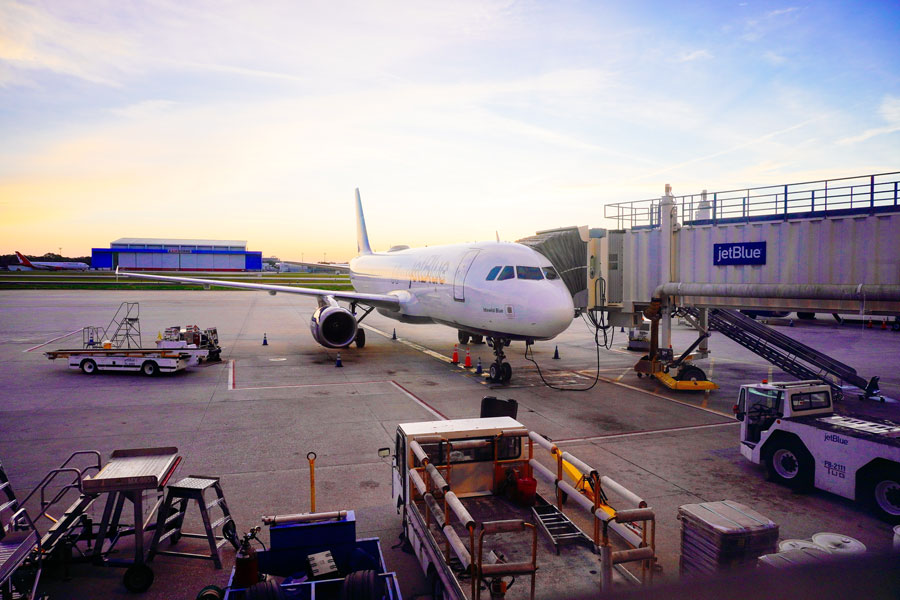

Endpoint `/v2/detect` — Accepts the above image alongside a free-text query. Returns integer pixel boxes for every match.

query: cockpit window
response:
[543,267,559,280]
[486,266,501,281]
[496,266,515,281]
[516,266,544,280]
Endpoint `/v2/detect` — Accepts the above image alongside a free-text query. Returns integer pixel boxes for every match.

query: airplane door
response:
[453,250,480,302]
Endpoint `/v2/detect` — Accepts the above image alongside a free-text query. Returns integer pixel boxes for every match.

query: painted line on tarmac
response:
[233,379,392,391]
[228,360,235,390]
[572,370,732,418]
[23,328,82,352]
[391,381,447,420]
[555,420,739,444]
[363,325,453,364]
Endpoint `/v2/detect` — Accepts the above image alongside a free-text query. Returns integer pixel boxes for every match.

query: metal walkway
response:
[681,307,880,399]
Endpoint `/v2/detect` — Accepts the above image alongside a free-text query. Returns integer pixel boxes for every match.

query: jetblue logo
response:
[714,242,766,266]
[824,434,848,445]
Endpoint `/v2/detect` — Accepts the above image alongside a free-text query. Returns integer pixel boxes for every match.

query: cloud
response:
[838,95,900,145]
[676,49,712,63]
[111,100,177,119]
[763,51,786,65]
[766,7,799,18]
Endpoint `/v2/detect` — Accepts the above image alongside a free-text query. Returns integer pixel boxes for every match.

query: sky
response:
[1,1,898,261]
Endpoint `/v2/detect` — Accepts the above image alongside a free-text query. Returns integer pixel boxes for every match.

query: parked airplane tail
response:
[355,188,373,255]
[15,251,34,268]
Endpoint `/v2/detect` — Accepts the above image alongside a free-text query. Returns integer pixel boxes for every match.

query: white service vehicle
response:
[44,347,208,376]
[388,417,657,600]
[735,380,900,523]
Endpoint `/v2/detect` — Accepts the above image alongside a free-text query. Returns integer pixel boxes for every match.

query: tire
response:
[123,563,154,593]
[222,518,239,550]
[247,579,286,600]
[80,359,97,375]
[501,362,512,383]
[471,335,484,344]
[141,361,159,377]
[867,468,900,524]
[355,329,366,349]
[797,312,816,320]
[458,330,470,345]
[341,569,384,600]
[196,585,225,600]
[489,363,500,382]
[766,438,814,490]
[676,365,706,382]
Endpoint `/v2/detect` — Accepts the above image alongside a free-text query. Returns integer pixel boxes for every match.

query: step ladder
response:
[104,302,141,349]
[0,461,17,517]
[40,494,98,552]
[532,503,593,554]
[148,476,235,569]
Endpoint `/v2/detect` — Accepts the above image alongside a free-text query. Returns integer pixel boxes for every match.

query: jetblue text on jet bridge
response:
[714,242,767,266]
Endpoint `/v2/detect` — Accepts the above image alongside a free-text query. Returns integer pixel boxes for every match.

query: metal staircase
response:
[682,307,880,399]
[104,302,141,349]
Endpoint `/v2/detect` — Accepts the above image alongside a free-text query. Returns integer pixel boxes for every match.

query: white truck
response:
[735,380,900,523]
[388,417,657,600]
[44,347,207,376]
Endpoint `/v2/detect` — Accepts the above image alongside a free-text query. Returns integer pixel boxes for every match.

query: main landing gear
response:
[487,337,512,384]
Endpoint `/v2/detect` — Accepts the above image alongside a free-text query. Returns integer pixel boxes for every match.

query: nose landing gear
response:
[487,337,512,384]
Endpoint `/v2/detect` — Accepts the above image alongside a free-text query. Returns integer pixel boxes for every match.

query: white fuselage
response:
[350,241,574,341]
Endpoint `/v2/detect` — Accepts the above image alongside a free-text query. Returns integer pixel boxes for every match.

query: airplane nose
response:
[543,286,575,336]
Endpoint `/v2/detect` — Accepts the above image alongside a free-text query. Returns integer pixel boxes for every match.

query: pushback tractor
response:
[735,380,900,523]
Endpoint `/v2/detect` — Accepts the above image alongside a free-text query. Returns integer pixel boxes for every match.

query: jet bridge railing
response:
[604,171,900,229]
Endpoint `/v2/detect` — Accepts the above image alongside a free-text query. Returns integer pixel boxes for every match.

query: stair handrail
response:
[18,451,102,524]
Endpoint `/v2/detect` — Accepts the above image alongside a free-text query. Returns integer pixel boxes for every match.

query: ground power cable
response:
[525,278,615,391]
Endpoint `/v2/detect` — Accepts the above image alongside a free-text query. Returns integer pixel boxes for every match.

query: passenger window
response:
[497,266,515,281]
[516,266,544,280]
[486,266,501,281]
[543,267,559,280]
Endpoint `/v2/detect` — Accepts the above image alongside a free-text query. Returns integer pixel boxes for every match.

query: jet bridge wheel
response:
[675,365,707,382]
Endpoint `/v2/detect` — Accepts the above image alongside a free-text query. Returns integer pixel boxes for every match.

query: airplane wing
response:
[116,268,402,310]
[279,260,350,273]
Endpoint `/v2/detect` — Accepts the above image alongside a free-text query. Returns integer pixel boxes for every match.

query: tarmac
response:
[1,290,898,599]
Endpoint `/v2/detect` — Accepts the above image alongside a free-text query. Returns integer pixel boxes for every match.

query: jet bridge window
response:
[496,266,515,281]
[542,267,559,280]
[516,266,544,280]
[486,266,501,281]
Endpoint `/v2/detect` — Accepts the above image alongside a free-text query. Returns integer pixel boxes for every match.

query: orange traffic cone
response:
[881,319,887,330]
[867,319,873,329]
[451,344,459,364]
[464,347,472,368]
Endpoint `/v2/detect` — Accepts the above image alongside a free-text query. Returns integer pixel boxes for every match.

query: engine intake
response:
[309,305,358,348]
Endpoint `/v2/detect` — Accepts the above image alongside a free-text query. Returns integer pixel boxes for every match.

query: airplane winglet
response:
[355,188,373,255]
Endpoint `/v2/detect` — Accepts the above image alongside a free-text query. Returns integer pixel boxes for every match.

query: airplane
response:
[13,251,89,271]
[117,190,575,383]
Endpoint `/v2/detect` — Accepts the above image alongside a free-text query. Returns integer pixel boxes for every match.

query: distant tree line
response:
[0,253,92,268]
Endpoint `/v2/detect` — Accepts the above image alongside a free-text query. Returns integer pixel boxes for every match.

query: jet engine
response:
[309,304,358,348]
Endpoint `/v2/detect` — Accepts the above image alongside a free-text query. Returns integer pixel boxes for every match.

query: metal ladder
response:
[0,461,18,517]
[532,502,593,554]
[683,307,880,399]
[104,302,141,349]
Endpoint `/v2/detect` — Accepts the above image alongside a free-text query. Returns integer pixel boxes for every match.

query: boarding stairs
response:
[104,302,141,349]
[532,502,593,554]
[681,307,880,399]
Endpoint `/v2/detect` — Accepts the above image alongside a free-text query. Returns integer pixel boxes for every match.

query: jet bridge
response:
[581,171,900,395]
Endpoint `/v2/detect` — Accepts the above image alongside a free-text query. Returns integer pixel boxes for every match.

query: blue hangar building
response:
[92,238,263,271]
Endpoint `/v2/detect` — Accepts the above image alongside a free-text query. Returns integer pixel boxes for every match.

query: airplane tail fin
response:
[355,188,373,255]
[15,251,34,267]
